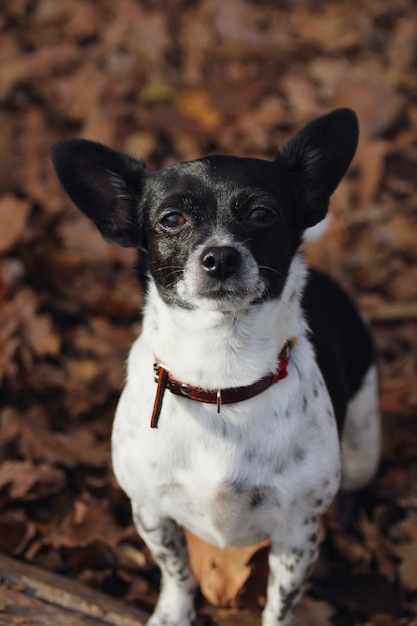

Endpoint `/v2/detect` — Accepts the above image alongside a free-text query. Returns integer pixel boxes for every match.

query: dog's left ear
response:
[51,139,149,248]
[277,108,359,229]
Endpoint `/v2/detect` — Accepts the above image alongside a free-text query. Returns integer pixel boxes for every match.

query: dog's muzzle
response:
[176,240,262,310]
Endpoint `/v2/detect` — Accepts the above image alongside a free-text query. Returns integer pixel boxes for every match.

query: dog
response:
[51,108,380,626]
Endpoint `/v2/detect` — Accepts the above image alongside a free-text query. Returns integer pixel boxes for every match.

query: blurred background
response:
[0,1,416,624]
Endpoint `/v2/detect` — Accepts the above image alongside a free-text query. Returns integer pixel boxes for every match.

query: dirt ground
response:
[1,1,417,624]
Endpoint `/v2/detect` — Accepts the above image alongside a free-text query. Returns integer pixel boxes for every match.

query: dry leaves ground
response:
[0,1,417,624]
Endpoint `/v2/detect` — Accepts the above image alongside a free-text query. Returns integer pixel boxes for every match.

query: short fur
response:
[52,109,380,626]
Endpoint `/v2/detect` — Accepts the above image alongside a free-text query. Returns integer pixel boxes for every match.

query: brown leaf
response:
[0,45,81,101]
[290,5,366,53]
[387,15,417,74]
[375,213,417,258]
[0,510,36,555]
[394,542,417,591]
[0,195,31,253]
[355,139,390,207]
[0,408,109,469]
[25,312,61,357]
[380,378,417,417]
[297,596,334,626]
[29,493,128,555]
[0,460,66,500]
[390,514,417,591]
[357,510,397,581]
[185,530,268,607]
[11,288,61,358]
[0,301,21,380]
[325,507,372,566]
[176,89,223,131]
[334,80,405,137]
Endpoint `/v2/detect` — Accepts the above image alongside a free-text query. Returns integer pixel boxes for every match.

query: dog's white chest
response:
[112,343,341,549]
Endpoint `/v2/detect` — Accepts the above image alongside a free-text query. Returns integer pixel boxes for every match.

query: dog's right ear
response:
[51,139,148,248]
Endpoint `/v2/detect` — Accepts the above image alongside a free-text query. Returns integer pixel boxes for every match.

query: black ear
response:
[277,108,359,229]
[51,139,148,247]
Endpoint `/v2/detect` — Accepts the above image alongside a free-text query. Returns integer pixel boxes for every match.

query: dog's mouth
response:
[197,281,261,301]
[191,287,263,312]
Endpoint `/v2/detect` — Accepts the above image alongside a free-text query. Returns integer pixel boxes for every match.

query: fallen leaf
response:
[176,89,223,130]
[389,514,417,591]
[0,408,110,469]
[0,195,31,253]
[297,596,334,626]
[185,530,268,607]
[334,80,406,137]
[0,510,36,555]
[45,493,127,550]
[0,460,66,500]
[357,510,397,581]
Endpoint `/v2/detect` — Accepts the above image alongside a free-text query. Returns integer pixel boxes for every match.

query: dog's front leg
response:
[132,506,196,626]
[262,521,320,626]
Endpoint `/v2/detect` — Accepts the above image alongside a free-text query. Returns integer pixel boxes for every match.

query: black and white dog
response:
[52,109,380,626]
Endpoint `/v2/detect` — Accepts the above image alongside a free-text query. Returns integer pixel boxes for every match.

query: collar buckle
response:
[216,390,222,413]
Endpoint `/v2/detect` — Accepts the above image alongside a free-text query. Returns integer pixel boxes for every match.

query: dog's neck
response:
[142,253,308,390]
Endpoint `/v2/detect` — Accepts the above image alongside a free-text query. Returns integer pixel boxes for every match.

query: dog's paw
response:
[262,608,296,626]
[146,607,196,626]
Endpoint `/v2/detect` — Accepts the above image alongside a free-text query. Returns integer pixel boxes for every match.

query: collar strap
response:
[150,338,296,428]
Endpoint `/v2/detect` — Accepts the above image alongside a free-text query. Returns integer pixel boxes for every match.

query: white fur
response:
[341,364,381,491]
[112,253,344,626]
[302,215,331,243]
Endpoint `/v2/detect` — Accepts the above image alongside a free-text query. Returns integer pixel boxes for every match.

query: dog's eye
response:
[160,212,187,230]
[248,208,275,224]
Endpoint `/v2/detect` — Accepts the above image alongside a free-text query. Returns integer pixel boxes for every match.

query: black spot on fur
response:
[290,547,304,563]
[244,447,257,463]
[302,395,308,412]
[230,480,247,494]
[274,459,286,474]
[278,585,299,621]
[294,446,307,463]
[250,488,265,509]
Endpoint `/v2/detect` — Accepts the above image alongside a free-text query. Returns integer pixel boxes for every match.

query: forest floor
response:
[0,1,417,624]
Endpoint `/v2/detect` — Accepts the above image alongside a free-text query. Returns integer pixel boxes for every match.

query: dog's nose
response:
[201,246,242,280]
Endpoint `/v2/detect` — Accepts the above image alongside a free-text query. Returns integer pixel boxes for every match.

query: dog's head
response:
[51,108,358,312]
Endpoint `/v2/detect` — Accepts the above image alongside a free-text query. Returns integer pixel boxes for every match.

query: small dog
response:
[52,108,380,626]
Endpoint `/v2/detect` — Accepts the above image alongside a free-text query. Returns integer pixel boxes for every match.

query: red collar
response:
[150,338,296,428]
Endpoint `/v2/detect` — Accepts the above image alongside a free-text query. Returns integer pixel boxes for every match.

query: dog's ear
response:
[51,139,148,247]
[277,108,358,229]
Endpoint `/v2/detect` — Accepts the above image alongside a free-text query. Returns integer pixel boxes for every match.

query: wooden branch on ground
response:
[0,552,148,626]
